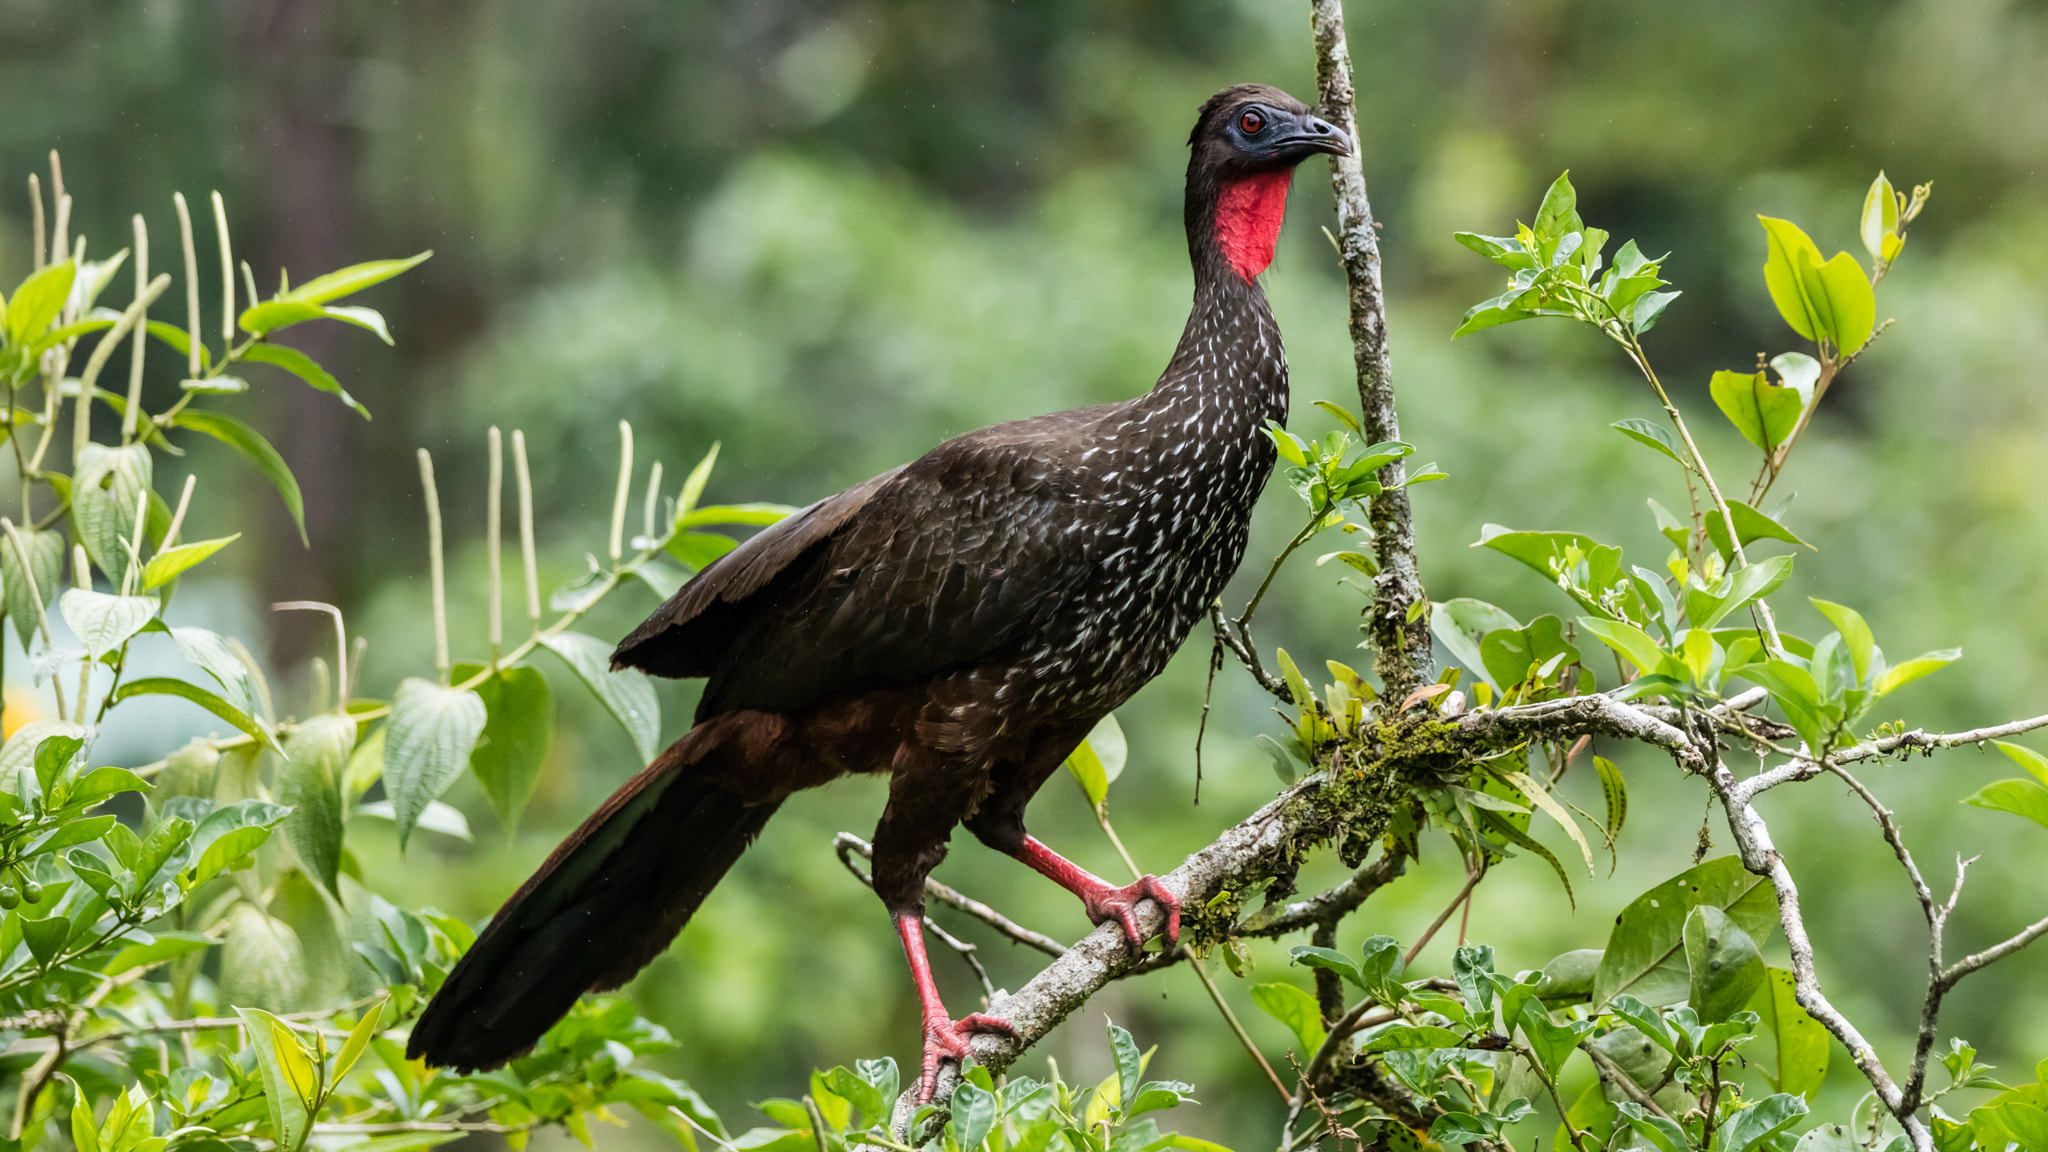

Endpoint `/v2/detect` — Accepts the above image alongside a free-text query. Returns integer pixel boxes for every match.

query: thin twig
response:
[1401,856,1484,970]
[834,833,1065,956]
[1182,945,1290,1103]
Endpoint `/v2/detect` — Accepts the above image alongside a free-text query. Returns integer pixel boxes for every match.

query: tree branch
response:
[1312,0,1431,700]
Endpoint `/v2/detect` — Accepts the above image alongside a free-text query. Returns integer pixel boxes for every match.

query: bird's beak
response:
[1280,114,1351,159]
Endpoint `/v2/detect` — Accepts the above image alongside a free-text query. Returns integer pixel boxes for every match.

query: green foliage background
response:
[5,1,2048,1145]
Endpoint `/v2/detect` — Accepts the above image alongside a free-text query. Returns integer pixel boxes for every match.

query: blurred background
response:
[4,0,2048,1144]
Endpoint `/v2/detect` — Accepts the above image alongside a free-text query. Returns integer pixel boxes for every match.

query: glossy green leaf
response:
[1964,777,2048,831]
[5,262,76,346]
[539,631,659,760]
[1631,290,1679,333]
[277,713,356,890]
[185,799,289,889]
[1432,598,1520,686]
[1611,418,1686,466]
[1874,649,1960,697]
[1715,1094,1810,1152]
[383,678,487,851]
[1594,856,1778,1008]
[111,678,273,752]
[103,930,213,977]
[1503,769,1593,875]
[281,251,431,306]
[1759,216,1830,343]
[141,534,240,590]
[1704,500,1813,558]
[1248,982,1326,1055]
[1064,712,1125,810]
[240,343,369,419]
[1684,905,1765,1023]
[172,409,306,544]
[1809,599,1874,687]
[1750,966,1828,1099]
[1532,171,1582,248]
[947,1080,998,1149]
[665,531,738,571]
[673,502,797,531]
[1862,173,1899,258]
[1710,369,1802,454]
[1817,250,1876,353]
[1577,616,1665,677]
[236,1006,315,1145]
[170,625,259,714]
[1995,741,2048,788]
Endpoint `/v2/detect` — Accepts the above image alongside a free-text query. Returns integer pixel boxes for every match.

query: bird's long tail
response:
[406,722,779,1071]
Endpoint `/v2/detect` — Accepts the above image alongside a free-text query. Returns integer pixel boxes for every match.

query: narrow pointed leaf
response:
[173,410,306,544]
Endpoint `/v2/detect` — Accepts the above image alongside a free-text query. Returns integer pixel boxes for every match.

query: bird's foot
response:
[1082,875,1181,953]
[917,1011,1014,1102]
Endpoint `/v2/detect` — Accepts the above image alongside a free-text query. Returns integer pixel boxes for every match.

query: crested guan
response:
[407,83,1350,1097]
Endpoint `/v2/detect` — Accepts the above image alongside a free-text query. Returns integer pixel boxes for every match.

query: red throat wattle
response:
[1214,170,1294,281]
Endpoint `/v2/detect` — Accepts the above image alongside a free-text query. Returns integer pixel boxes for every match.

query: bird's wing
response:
[614,406,1117,715]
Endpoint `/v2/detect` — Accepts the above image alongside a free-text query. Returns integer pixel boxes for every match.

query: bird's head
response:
[1185,84,1350,282]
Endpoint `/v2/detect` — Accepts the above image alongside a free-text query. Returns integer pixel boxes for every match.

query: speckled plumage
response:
[409,83,1349,1083]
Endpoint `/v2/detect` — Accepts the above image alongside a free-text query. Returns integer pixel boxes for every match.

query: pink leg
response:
[895,913,1013,1102]
[1012,835,1181,952]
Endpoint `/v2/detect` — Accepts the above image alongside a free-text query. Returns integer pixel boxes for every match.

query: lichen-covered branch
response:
[1311,0,1431,700]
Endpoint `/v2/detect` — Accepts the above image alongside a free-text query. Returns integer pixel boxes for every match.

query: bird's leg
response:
[895,912,1014,1102]
[1010,834,1181,952]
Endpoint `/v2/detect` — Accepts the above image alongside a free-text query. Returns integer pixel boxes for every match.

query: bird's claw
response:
[1084,875,1181,953]
[917,1011,1014,1102]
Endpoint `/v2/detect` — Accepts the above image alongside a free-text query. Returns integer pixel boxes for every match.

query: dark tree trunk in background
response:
[231,0,366,667]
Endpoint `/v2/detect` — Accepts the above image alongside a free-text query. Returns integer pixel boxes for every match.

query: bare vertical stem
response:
[28,174,46,271]
[513,430,540,634]
[72,544,91,725]
[173,194,202,382]
[164,475,196,550]
[418,449,449,680]
[609,421,633,565]
[123,215,149,443]
[487,428,504,664]
[1311,0,1430,699]
[211,192,234,344]
[641,461,664,545]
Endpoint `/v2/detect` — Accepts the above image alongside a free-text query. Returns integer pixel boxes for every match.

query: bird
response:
[406,83,1350,1099]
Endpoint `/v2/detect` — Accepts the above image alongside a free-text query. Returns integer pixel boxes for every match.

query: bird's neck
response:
[1186,167,1296,286]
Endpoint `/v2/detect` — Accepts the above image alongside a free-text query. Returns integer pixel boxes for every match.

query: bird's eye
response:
[1239,110,1265,134]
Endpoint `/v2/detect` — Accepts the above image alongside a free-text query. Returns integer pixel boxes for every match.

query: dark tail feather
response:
[407,727,779,1071]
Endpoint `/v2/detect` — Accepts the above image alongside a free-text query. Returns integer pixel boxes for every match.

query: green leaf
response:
[1710,370,1803,454]
[70,442,155,590]
[1248,982,1326,1056]
[1432,599,1520,687]
[1502,770,1594,876]
[281,251,432,306]
[1741,659,1830,753]
[1064,713,1125,810]
[144,320,211,370]
[1476,809,1575,910]
[21,913,69,962]
[333,998,386,1082]
[1703,500,1812,559]
[1594,856,1778,1008]
[1533,171,1582,248]
[170,625,259,714]
[1611,418,1686,466]
[1809,599,1874,687]
[539,632,659,760]
[1691,554,1795,631]
[1290,944,1365,989]
[1716,1095,1810,1152]
[239,343,369,419]
[382,678,487,851]
[1577,616,1665,677]
[1107,1017,1143,1112]
[1995,741,2048,788]
[1817,251,1876,354]
[673,502,798,531]
[456,664,553,835]
[1358,1024,1466,1053]
[184,799,289,889]
[1750,966,1828,1099]
[236,1006,315,1146]
[141,534,240,590]
[5,262,76,346]
[59,589,158,660]
[111,678,273,752]
[665,532,738,571]
[948,1080,998,1149]
[1535,949,1603,1000]
[1862,173,1899,259]
[1453,231,1537,271]
[1517,998,1596,1080]
[1874,649,1960,697]
[238,299,393,343]
[1631,289,1679,333]
[1616,1104,1689,1152]
[1759,216,1830,344]
[1964,777,2048,832]
[2,525,64,650]
[104,930,213,977]
[277,714,356,891]
[1684,905,1765,1023]
[1595,755,1628,838]
[173,409,306,545]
